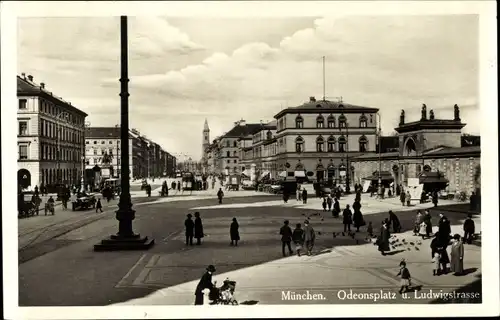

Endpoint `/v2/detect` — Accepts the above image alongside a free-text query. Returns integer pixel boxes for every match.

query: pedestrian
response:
[321,197,327,211]
[405,191,411,206]
[172,180,176,191]
[292,223,305,256]
[396,184,401,196]
[296,185,301,201]
[400,189,406,206]
[432,251,441,276]
[302,188,308,204]
[388,210,401,233]
[217,188,224,204]
[378,221,390,255]
[432,190,438,207]
[279,220,293,257]
[367,221,373,237]
[96,198,103,213]
[194,265,216,305]
[463,214,475,244]
[414,211,423,235]
[332,197,340,218]
[342,205,353,232]
[438,213,451,244]
[303,220,315,256]
[352,200,365,232]
[230,217,240,246]
[355,190,361,203]
[326,195,333,211]
[46,196,55,215]
[469,192,477,211]
[194,212,204,245]
[419,221,428,240]
[335,188,341,201]
[438,246,450,274]
[178,182,181,192]
[396,260,412,294]
[423,209,433,237]
[450,234,465,275]
[185,213,194,246]
[283,189,289,203]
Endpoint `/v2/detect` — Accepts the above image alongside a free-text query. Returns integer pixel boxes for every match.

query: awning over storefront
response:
[278,171,287,178]
[364,171,394,181]
[241,169,251,177]
[294,171,306,178]
[418,172,449,184]
[260,171,270,179]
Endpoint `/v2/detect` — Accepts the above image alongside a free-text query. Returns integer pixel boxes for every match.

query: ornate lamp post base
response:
[93,234,155,251]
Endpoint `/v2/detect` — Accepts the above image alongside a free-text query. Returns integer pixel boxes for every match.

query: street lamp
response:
[94,16,154,251]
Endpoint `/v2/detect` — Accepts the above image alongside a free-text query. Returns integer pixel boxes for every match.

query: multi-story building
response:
[239,121,278,180]
[350,104,481,195]
[273,96,379,185]
[217,120,262,175]
[17,74,87,190]
[85,127,177,180]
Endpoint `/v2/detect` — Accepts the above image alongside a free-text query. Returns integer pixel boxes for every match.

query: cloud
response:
[18,15,479,159]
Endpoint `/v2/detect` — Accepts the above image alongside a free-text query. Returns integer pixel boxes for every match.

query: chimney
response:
[40,82,45,89]
[27,75,33,82]
[239,120,246,126]
[21,73,26,79]
[310,96,316,102]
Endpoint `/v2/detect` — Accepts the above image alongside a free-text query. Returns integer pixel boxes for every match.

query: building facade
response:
[17,74,87,189]
[239,122,278,179]
[273,97,379,184]
[350,105,481,195]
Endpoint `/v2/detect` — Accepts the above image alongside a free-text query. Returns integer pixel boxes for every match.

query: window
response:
[327,136,336,152]
[295,116,304,128]
[316,136,324,152]
[109,149,113,155]
[233,141,237,147]
[359,114,368,128]
[233,160,237,163]
[101,141,105,144]
[109,141,113,144]
[359,135,368,152]
[226,141,230,147]
[316,115,325,128]
[226,151,230,157]
[266,131,272,140]
[295,136,304,153]
[18,121,28,136]
[19,99,27,109]
[327,115,336,128]
[233,151,237,156]
[338,136,347,152]
[93,148,97,155]
[94,158,97,164]
[94,141,97,144]
[19,144,28,160]
[339,114,347,128]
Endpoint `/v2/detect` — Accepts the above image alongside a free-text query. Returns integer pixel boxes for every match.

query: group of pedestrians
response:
[184,212,205,246]
[280,220,316,257]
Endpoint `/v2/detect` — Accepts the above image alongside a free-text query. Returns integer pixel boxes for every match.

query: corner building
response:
[273,97,379,184]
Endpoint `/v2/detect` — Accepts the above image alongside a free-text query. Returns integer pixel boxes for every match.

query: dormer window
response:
[295,115,304,129]
[316,115,325,128]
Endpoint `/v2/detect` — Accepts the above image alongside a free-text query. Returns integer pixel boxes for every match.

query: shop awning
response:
[294,171,306,178]
[260,171,270,179]
[278,171,287,178]
[241,169,251,177]
[418,172,449,184]
[363,171,394,181]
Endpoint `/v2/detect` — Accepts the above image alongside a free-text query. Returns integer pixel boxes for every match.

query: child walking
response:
[367,221,373,237]
[396,260,412,294]
[432,251,441,276]
[96,198,103,213]
[322,198,327,211]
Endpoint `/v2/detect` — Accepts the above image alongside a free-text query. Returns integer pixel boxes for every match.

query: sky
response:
[17,15,479,160]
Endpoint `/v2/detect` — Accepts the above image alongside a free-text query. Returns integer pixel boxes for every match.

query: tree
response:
[102,152,113,165]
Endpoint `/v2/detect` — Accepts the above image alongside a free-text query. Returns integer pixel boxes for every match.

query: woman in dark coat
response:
[185,213,194,246]
[302,188,308,204]
[230,217,240,246]
[378,221,391,255]
[342,205,353,232]
[388,210,401,233]
[423,210,433,237]
[332,198,340,218]
[352,201,364,232]
[194,265,216,305]
[194,211,204,245]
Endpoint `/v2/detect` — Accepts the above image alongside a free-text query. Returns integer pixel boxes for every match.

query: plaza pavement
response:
[18,190,480,306]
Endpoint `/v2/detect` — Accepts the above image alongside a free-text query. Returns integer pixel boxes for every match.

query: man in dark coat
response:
[217,188,224,204]
[463,214,475,244]
[194,265,216,305]
[388,210,402,233]
[335,188,341,200]
[396,184,401,196]
[355,190,361,203]
[280,220,293,256]
[438,213,451,244]
[332,198,340,218]
[194,212,204,245]
[432,191,438,207]
[469,192,477,211]
[400,190,406,206]
[342,205,353,232]
[302,188,308,204]
[423,209,433,237]
[378,221,391,255]
[185,213,194,245]
[352,201,364,232]
[230,217,240,246]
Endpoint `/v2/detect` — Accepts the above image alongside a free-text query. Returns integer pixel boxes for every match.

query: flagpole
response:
[322,56,326,101]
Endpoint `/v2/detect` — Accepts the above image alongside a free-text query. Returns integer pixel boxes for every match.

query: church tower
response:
[202,118,210,159]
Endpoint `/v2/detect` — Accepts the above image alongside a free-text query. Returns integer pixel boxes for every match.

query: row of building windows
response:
[38,119,82,142]
[86,147,118,156]
[85,157,121,165]
[18,98,84,127]
[224,140,238,148]
[40,143,81,161]
[293,114,368,129]
[294,135,369,153]
[86,140,120,145]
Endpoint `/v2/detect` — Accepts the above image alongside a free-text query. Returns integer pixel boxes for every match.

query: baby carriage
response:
[210,279,238,305]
